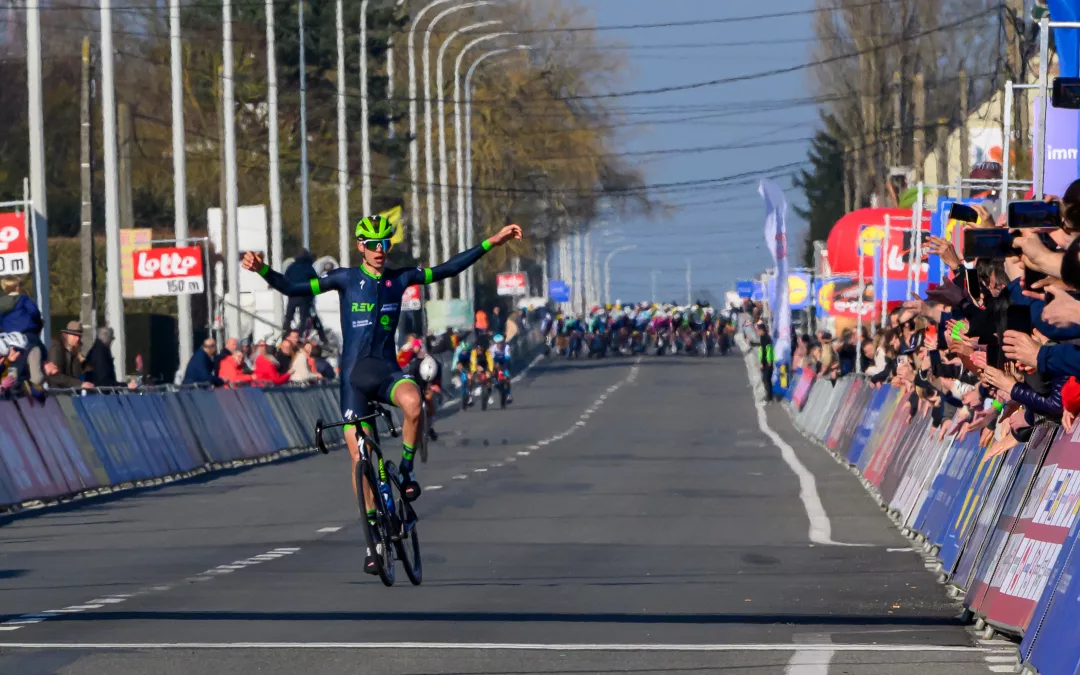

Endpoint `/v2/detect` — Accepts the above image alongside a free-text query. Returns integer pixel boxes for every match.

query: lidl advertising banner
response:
[0,212,28,276]
[766,273,812,311]
[131,247,205,298]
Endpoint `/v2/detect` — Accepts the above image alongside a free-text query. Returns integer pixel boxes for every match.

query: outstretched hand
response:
[488,224,523,247]
[241,251,265,272]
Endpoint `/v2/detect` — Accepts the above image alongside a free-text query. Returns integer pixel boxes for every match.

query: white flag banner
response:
[759,178,791,370]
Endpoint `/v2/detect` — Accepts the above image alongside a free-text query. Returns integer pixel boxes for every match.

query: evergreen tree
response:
[793,114,845,268]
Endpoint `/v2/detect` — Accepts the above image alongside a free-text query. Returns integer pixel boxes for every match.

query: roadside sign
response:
[131,247,205,298]
[548,279,570,303]
[497,272,527,296]
[402,285,421,311]
[120,228,153,298]
[0,212,29,275]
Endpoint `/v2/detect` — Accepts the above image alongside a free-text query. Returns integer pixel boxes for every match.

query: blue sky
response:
[578,0,818,303]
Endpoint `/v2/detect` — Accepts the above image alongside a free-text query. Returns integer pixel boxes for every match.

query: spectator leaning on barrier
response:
[752,322,775,402]
[85,327,136,389]
[0,276,46,386]
[253,343,291,386]
[182,338,225,387]
[218,347,253,385]
[48,321,92,390]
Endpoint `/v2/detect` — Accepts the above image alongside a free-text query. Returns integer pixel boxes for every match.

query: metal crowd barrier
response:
[0,383,342,512]
[785,370,1080,675]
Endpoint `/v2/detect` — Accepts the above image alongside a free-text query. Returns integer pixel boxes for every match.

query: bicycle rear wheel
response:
[357,457,395,587]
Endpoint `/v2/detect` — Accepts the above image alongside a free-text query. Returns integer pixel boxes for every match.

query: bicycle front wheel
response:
[357,458,395,587]
[388,466,423,586]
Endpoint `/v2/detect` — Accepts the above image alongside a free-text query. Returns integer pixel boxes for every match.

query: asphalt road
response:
[0,355,1015,674]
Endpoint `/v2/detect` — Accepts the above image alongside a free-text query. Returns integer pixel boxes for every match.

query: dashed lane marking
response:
[0,547,301,634]
[317,526,343,533]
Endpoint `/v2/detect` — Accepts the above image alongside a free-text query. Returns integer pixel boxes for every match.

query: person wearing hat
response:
[85,326,136,389]
[48,321,92,390]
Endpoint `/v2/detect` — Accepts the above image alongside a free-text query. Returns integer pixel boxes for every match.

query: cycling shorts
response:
[341,357,416,426]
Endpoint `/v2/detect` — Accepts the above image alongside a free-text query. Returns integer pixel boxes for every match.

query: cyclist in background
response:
[490,333,513,404]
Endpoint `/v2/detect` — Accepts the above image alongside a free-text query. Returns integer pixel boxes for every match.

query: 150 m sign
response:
[0,212,29,275]
[131,247,205,298]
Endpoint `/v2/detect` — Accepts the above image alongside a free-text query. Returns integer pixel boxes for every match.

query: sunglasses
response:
[360,239,392,252]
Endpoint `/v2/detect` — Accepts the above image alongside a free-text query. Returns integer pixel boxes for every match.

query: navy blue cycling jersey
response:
[257,240,492,381]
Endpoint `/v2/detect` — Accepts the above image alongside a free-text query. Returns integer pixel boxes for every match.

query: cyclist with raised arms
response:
[243,216,522,573]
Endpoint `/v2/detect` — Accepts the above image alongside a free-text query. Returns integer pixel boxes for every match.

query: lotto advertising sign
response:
[496,272,527,297]
[0,212,29,276]
[131,247,205,298]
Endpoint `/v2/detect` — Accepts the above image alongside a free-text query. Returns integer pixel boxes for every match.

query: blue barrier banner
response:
[917,434,985,546]
[72,396,131,483]
[264,389,304,449]
[953,441,1027,591]
[1021,518,1080,673]
[939,449,1007,575]
[222,389,268,457]
[244,388,291,452]
[194,389,246,461]
[120,396,181,477]
[54,395,111,486]
[846,385,891,466]
[881,418,935,507]
[233,388,279,454]
[151,394,206,470]
[966,426,1055,617]
[174,390,228,463]
[0,400,62,501]
[17,398,100,493]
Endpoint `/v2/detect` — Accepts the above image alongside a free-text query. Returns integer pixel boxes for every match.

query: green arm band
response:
[482,239,493,252]
[424,268,434,284]
[257,264,270,277]
[991,399,1004,413]
[309,278,322,295]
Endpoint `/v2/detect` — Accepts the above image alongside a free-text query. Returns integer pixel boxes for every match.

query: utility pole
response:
[171,0,192,371]
[223,0,240,339]
[892,70,903,169]
[298,0,310,250]
[686,260,692,307]
[118,103,134,230]
[26,0,50,341]
[80,36,95,344]
[101,0,125,377]
[337,0,350,267]
[266,0,283,328]
[913,72,926,182]
[359,0,372,218]
[959,69,970,188]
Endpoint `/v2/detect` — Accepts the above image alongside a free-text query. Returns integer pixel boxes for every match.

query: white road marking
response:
[742,353,867,547]
[886,548,915,552]
[473,468,487,473]
[517,451,530,456]
[425,485,443,491]
[452,474,468,480]
[0,642,1006,652]
[985,655,1017,663]
[317,527,343,533]
[0,627,23,632]
[988,666,1016,673]
[786,633,832,675]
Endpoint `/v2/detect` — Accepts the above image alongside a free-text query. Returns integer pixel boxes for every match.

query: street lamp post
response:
[604,245,636,306]
[463,45,530,302]
[407,0,457,258]
[423,1,491,299]
[436,18,500,299]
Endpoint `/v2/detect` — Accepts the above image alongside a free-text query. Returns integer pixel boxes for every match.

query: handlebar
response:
[314,404,398,455]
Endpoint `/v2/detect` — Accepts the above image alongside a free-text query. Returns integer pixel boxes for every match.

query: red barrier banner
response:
[864,397,914,486]
[825,380,862,450]
[981,426,1080,634]
[791,368,815,410]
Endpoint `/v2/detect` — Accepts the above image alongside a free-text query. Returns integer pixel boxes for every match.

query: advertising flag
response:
[760,178,791,370]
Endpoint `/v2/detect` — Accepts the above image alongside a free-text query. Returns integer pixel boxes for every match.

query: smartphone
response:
[929,349,942,375]
[1007,200,1062,229]
[1006,305,1033,335]
[986,342,1001,369]
[963,229,1016,259]
[949,203,980,223]
[1053,76,1080,109]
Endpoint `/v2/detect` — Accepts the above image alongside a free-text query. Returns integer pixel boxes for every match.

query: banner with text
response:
[131,247,205,298]
[0,212,29,276]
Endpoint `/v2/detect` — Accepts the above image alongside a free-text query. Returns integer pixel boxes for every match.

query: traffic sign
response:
[548,280,570,303]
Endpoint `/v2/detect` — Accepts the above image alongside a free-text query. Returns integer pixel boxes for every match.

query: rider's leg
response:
[345,422,377,522]
[390,379,423,496]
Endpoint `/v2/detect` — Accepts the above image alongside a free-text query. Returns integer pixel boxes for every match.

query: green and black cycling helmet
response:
[354,214,395,241]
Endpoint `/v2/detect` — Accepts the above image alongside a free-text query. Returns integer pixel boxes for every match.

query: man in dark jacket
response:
[756,323,775,402]
[282,249,327,342]
[48,321,91,389]
[182,338,224,386]
[84,327,136,388]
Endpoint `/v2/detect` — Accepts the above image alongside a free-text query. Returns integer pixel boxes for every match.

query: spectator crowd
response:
[787,180,1080,458]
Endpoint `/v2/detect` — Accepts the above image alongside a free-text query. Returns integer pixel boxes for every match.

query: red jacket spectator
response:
[253,353,290,386]
[218,352,253,384]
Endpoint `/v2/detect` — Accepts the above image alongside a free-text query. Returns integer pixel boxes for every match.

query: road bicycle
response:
[315,404,422,587]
